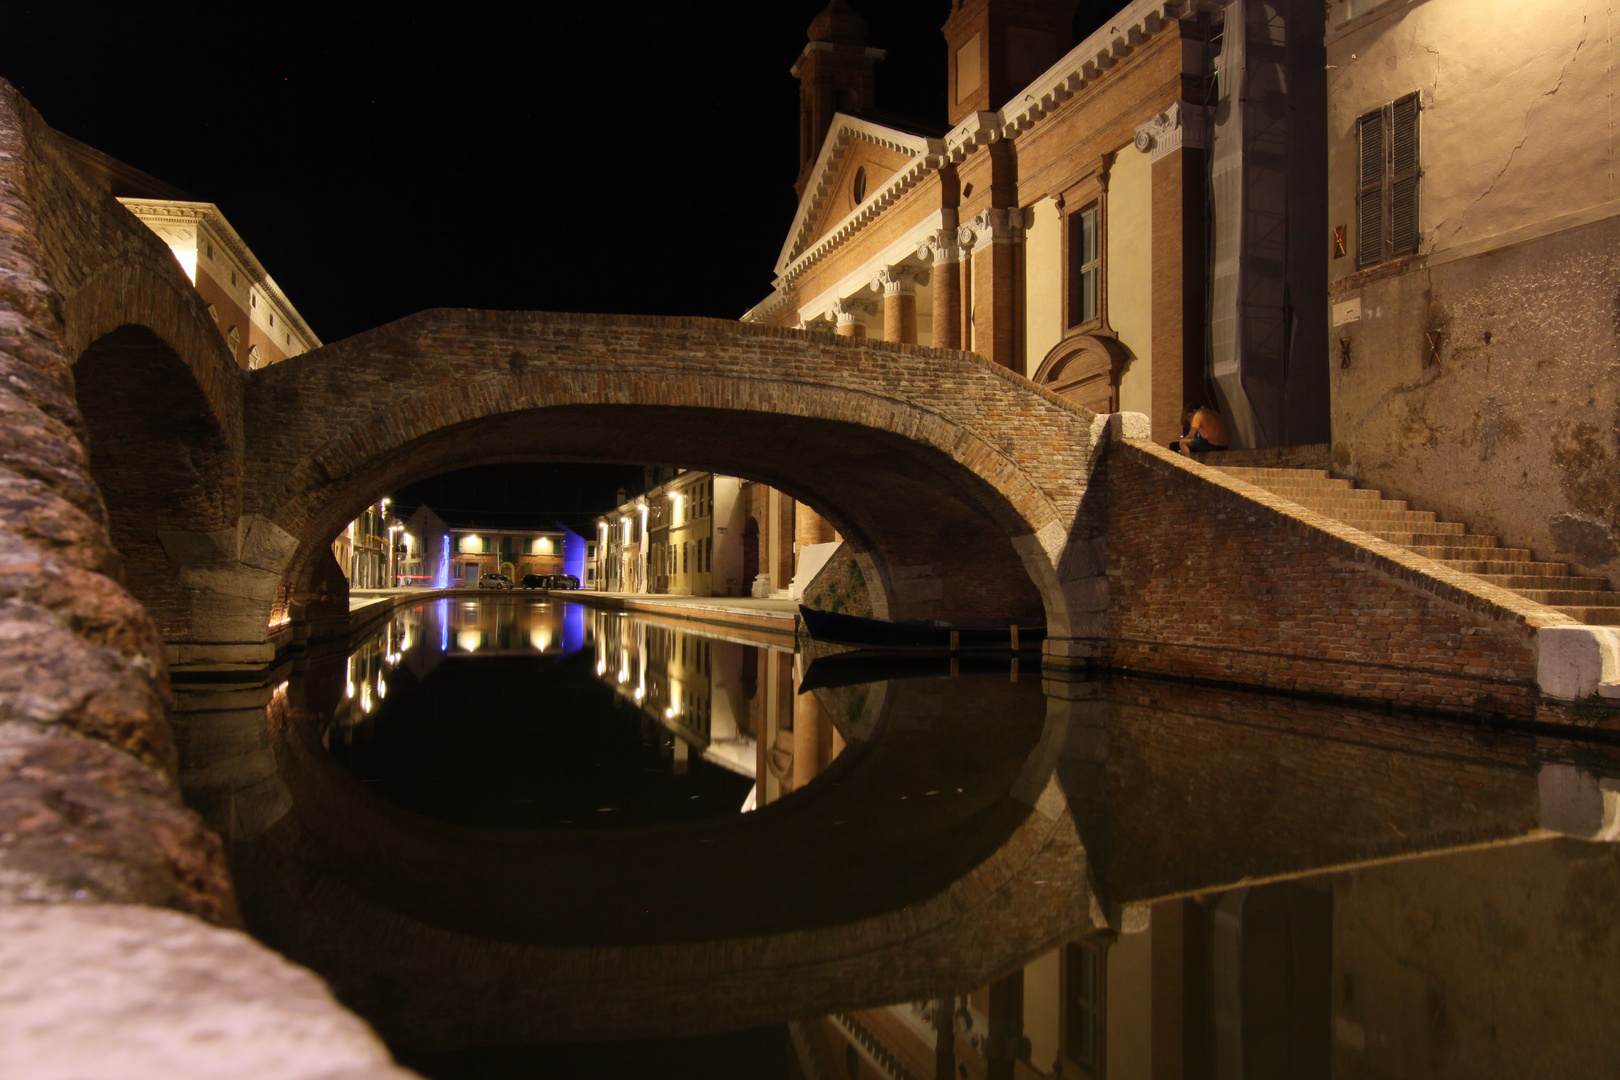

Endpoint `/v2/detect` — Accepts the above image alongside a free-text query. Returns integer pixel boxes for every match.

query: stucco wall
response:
[1109,144,1154,415]
[1326,0,1620,587]
[1023,195,1064,370]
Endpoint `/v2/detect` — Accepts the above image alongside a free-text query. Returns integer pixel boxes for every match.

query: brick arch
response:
[74,326,240,638]
[245,311,1104,630]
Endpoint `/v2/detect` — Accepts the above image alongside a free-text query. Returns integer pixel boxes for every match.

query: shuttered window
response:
[1356,92,1421,268]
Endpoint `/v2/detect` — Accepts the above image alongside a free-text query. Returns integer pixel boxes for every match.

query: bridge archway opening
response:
[74,325,240,639]
[268,402,1054,630]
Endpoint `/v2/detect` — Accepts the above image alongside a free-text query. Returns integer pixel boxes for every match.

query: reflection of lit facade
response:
[591,469,843,600]
[584,606,843,809]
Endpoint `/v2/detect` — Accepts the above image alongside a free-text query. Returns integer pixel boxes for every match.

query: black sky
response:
[0,1,970,338]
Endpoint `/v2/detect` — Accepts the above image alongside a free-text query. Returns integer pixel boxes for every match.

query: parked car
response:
[478,573,513,590]
[520,573,551,589]
[551,573,580,590]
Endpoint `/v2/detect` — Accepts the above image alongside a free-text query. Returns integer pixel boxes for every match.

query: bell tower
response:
[792,0,885,197]
[942,0,1079,127]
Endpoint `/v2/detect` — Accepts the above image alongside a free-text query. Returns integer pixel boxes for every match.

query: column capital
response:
[829,297,877,326]
[958,207,1024,250]
[1133,100,1210,163]
[917,228,962,266]
[870,264,930,296]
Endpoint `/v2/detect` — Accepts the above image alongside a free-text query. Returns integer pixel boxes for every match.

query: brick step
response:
[1310,506,1438,524]
[1208,462,1620,623]
[1373,530,1496,548]
[1514,589,1620,606]
[1273,491,1408,510]
[1555,606,1620,625]
[1217,466,1333,481]
[1344,518,1465,536]
[1474,573,1600,590]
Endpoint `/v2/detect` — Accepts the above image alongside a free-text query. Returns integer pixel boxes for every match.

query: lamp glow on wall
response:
[534,536,552,554]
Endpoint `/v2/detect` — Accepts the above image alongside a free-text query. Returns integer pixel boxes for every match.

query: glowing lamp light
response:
[376,676,387,699]
[457,630,482,652]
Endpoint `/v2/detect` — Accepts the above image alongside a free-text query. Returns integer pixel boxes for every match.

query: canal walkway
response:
[348,587,799,637]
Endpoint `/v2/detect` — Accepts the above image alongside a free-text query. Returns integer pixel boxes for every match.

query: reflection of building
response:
[801,835,1620,1079]
[585,606,842,808]
[591,470,843,599]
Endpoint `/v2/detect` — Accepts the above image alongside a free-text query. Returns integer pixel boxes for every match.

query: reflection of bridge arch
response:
[243,310,1106,647]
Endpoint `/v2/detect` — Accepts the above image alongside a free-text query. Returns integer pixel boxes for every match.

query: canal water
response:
[177,596,1620,1080]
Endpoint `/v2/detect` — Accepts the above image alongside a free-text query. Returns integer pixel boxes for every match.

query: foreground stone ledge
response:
[0,731,238,924]
[0,903,419,1080]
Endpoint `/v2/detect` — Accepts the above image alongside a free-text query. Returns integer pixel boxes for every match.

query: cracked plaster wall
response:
[1326,0,1620,587]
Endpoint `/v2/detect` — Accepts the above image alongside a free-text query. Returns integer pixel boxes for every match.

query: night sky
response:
[1,1,1118,522]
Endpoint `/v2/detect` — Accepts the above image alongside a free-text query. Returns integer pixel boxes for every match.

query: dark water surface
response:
[176,597,1620,1079]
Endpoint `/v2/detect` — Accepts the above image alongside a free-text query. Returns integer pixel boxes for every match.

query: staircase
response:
[1213,466,1620,626]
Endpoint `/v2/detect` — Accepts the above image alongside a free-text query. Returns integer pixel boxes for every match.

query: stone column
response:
[871,265,928,344]
[920,230,963,350]
[960,208,1024,372]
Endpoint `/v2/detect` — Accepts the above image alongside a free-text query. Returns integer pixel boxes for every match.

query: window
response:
[1356,92,1420,268]
[1068,204,1100,327]
[1063,941,1105,1075]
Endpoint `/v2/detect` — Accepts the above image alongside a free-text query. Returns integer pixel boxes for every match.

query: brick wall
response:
[1104,440,1558,715]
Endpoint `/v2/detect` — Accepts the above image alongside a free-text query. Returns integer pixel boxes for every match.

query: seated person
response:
[1170,403,1229,456]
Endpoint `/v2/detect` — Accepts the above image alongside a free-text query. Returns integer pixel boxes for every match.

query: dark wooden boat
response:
[798,652,1027,692]
[798,605,1046,651]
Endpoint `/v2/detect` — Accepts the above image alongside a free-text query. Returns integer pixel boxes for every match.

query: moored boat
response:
[798,605,1045,650]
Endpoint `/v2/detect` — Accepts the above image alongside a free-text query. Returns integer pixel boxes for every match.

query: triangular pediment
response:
[774,115,943,276]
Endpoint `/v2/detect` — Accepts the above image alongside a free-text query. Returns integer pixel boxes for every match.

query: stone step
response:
[1555,606,1620,625]
[1515,589,1620,606]
[1474,573,1599,590]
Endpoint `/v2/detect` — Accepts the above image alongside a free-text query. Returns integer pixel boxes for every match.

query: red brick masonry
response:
[1104,440,1573,717]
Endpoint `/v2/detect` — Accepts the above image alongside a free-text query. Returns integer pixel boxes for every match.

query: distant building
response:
[331,498,396,589]
[446,524,567,586]
[591,471,842,599]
